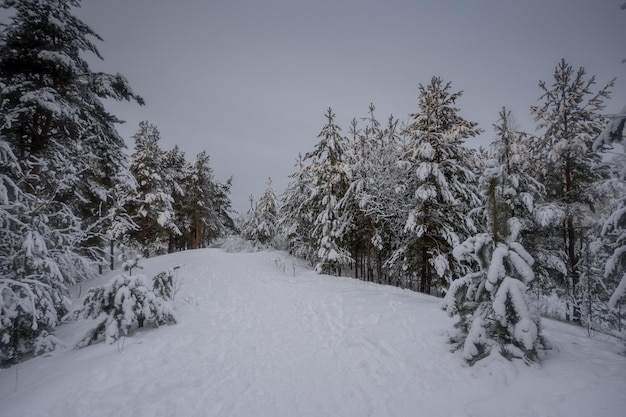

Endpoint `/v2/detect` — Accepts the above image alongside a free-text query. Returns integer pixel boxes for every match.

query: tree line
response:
[242,65,626,362]
[1,0,625,366]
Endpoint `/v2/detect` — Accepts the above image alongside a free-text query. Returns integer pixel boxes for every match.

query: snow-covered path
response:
[1,248,625,417]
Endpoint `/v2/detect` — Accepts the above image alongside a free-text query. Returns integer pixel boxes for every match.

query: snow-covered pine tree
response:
[0,0,143,262]
[239,195,260,243]
[593,106,626,313]
[341,105,404,283]
[489,108,544,227]
[209,176,236,240]
[254,178,279,245]
[394,77,482,293]
[442,120,544,365]
[183,151,214,249]
[280,153,318,263]
[103,159,139,270]
[127,122,180,257]
[488,108,562,298]
[78,253,176,347]
[178,151,234,249]
[0,137,90,363]
[341,106,382,282]
[306,108,353,275]
[530,60,613,322]
[162,146,188,252]
[0,0,142,362]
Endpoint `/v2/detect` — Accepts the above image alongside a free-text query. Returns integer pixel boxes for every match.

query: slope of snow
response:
[1,248,625,417]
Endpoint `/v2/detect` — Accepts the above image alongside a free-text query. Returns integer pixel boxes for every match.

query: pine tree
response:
[488,108,562,297]
[240,195,260,243]
[179,151,235,249]
[530,59,613,322]
[0,0,143,255]
[0,0,142,362]
[306,108,353,275]
[78,253,176,347]
[102,159,139,270]
[394,77,482,293]
[127,122,180,257]
[280,153,317,262]
[254,178,279,245]
[594,106,626,313]
[442,123,544,365]
[342,106,404,283]
[183,151,214,249]
[162,146,188,252]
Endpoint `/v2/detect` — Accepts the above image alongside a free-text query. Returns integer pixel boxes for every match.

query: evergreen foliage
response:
[306,108,353,274]
[280,154,318,262]
[0,0,142,363]
[241,179,280,246]
[181,151,234,249]
[78,254,176,347]
[124,123,235,254]
[594,106,626,313]
[442,125,544,365]
[127,122,180,257]
[392,77,482,293]
[529,59,613,321]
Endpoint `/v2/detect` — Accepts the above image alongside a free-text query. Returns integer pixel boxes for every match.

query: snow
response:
[608,272,626,310]
[486,243,508,292]
[2,248,626,417]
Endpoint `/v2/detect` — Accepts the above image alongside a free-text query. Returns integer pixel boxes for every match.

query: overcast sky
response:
[70,0,626,214]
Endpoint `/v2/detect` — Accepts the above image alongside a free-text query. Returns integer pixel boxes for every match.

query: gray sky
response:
[73,0,625,214]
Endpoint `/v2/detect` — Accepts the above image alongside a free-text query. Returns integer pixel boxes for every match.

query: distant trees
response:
[125,122,235,256]
[127,122,180,257]
[241,178,280,246]
[280,78,484,293]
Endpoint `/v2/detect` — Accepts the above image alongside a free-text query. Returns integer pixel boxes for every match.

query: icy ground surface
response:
[1,248,626,417]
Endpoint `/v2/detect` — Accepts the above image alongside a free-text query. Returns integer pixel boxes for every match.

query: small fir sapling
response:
[442,134,544,365]
[77,254,176,347]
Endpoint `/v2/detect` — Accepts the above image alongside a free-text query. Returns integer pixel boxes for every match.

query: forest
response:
[1,0,625,367]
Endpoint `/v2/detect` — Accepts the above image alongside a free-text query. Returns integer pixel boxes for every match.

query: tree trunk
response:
[420,245,431,294]
[110,239,115,270]
[566,215,581,322]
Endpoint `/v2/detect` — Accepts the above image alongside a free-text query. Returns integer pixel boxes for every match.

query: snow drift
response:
[1,248,625,417]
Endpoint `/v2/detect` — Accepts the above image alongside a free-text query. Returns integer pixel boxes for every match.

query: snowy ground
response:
[1,248,625,417]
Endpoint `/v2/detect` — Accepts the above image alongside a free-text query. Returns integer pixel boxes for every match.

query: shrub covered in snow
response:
[443,234,544,365]
[77,257,176,347]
